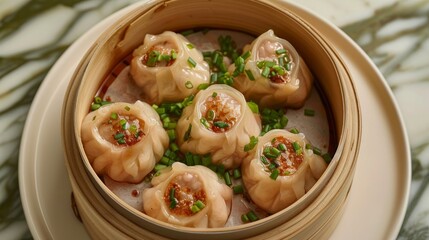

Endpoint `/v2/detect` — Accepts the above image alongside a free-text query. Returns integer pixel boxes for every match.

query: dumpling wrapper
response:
[176,84,261,169]
[130,31,210,104]
[230,30,313,109]
[142,162,232,228]
[242,129,327,214]
[81,100,168,183]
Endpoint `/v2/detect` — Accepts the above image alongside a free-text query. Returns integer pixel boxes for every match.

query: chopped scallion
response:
[187,57,197,68]
[304,108,315,116]
[185,80,193,89]
[270,168,280,180]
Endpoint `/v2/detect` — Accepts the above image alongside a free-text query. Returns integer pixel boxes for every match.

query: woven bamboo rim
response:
[61,0,361,239]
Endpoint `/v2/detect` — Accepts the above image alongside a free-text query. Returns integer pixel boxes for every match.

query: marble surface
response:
[0,0,428,239]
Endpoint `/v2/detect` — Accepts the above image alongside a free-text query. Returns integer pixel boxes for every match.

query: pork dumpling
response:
[242,129,327,214]
[81,100,169,183]
[176,84,261,168]
[142,162,232,228]
[230,30,313,109]
[130,31,210,104]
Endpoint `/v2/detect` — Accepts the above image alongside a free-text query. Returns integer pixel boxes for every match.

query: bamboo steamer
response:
[61,0,361,239]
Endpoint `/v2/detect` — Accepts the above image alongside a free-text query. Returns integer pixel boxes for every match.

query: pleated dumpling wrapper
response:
[130,31,210,104]
[143,162,233,228]
[176,84,261,169]
[230,30,313,109]
[242,129,327,214]
[81,100,169,183]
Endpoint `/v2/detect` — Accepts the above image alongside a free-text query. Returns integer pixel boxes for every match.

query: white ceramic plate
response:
[19,1,410,239]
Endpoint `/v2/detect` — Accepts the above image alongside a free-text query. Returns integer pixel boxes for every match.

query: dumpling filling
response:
[98,112,145,146]
[200,92,241,133]
[165,173,207,216]
[261,136,303,178]
[141,45,178,67]
[255,42,294,84]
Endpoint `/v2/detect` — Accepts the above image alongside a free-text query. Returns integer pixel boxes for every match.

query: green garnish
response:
[304,108,315,116]
[185,80,193,89]
[213,121,229,128]
[187,57,197,68]
[244,136,258,152]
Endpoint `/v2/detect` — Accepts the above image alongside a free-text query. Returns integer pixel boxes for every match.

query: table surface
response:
[1,0,428,239]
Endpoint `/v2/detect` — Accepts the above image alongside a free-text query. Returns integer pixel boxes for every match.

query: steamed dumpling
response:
[176,84,261,168]
[81,100,169,183]
[242,129,327,214]
[142,162,232,228]
[130,31,210,104]
[230,30,313,109]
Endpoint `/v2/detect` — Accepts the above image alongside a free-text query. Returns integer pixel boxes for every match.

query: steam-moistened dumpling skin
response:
[176,84,261,168]
[81,101,169,183]
[142,162,232,228]
[130,31,210,104]
[242,129,327,214]
[230,30,313,109]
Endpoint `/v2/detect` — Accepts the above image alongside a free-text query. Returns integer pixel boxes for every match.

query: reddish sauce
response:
[202,93,241,133]
[164,175,207,216]
[265,136,303,176]
[99,113,145,147]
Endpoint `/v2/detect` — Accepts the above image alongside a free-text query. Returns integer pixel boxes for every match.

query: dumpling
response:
[176,84,261,168]
[130,31,210,104]
[81,100,169,183]
[242,129,327,214]
[142,162,232,228]
[230,30,313,109]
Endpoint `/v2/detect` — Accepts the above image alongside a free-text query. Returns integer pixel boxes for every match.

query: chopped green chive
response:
[270,168,280,180]
[304,108,315,116]
[212,92,218,98]
[185,80,193,89]
[290,128,299,134]
[94,96,102,104]
[275,49,287,55]
[197,83,210,90]
[207,109,215,121]
[322,153,332,163]
[214,121,229,128]
[233,185,244,194]
[277,143,287,152]
[167,129,176,141]
[247,101,259,114]
[244,136,258,152]
[186,43,195,49]
[146,50,160,67]
[260,155,269,165]
[245,69,255,80]
[233,168,241,179]
[169,188,177,209]
[241,214,250,223]
[91,103,101,111]
[241,50,251,60]
[110,112,118,120]
[114,133,124,140]
[117,138,126,145]
[124,106,130,111]
[200,118,210,129]
[187,57,197,68]
[292,142,302,155]
[224,172,232,186]
[261,66,270,78]
[171,49,177,60]
[247,211,259,222]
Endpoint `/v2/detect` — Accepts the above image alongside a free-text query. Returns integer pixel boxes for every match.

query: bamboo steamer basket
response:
[61,0,361,239]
